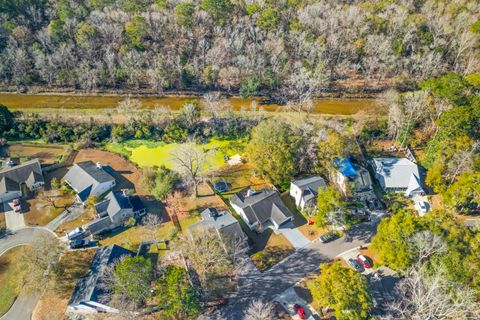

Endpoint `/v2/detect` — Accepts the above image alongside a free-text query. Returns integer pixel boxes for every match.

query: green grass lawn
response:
[105,138,246,170]
[0,246,32,317]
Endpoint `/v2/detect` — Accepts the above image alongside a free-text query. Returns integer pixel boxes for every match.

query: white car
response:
[415,201,428,215]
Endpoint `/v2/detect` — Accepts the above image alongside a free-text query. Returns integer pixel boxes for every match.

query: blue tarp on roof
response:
[334,157,357,177]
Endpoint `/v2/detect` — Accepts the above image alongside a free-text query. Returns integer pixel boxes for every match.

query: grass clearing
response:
[33,249,96,320]
[2,143,71,165]
[251,231,294,272]
[105,138,246,170]
[0,246,32,317]
[24,190,75,226]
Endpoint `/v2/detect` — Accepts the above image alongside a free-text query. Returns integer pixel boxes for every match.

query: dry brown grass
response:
[251,233,294,272]
[33,249,96,320]
[5,143,70,165]
[24,190,75,226]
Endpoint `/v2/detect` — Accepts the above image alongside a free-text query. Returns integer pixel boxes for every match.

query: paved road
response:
[0,227,57,320]
[211,221,377,319]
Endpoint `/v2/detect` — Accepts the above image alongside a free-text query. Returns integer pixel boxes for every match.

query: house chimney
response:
[121,189,129,197]
[96,162,102,169]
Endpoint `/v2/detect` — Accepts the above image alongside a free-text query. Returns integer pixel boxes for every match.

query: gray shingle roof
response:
[0,159,44,194]
[230,189,293,227]
[95,191,142,220]
[64,161,115,201]
[68,245,134,307]
[189,208,245,241]
[291,176,326,190]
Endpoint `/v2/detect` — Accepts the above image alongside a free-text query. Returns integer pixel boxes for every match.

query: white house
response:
[230,188,293,232]
[290,176,326,211]
[0,159,44,203]
[373,158,425,197]
[67,245,134,314]
[63,161,116,204]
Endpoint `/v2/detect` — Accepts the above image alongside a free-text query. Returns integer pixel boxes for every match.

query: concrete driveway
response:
[338,248,374,275]
[275,287,319,319]
[277,222,310,249]
[3,202,25,230]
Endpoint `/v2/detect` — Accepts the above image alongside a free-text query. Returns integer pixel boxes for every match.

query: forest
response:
[1,0,480,99]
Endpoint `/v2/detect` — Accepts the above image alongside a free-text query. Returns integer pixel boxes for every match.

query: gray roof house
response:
[68,245,135,314]
[373,158,425,197]
[0,159,44,203]
[230,189,293,232]
[85,191,146,235]
[63,161,116,203]
[289,176,326,211]
[188,208,246,244]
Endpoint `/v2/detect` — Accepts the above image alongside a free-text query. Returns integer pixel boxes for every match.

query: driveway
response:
[338,248,374,275]
[276,223,310,249]
[2,202,25,230]
[275,287,319,319]
[45,202,84,232]
[211,221,378,319]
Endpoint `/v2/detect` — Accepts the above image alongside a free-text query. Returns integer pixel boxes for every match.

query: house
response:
[68,245,135,314]
[0,159,44,203]
[373,158,425,197]
[289,176,326,211]
[63,161,116,204]
[85,190,146,235]
[334,158,372,196]
[230,188,293,232]
[188,208,247,244]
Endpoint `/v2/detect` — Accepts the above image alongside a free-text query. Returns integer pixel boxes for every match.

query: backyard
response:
[1,142,73,165]
[105,138,246,170]
[0,246,32,317]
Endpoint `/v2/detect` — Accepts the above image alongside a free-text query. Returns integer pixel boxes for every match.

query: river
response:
[0,93,376,115]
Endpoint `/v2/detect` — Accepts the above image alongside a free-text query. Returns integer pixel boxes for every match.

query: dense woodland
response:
[1,0,480,98]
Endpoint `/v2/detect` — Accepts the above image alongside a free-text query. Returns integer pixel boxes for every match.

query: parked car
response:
[415,201,428,214]
[319,231,338,243]
[69,239,90,249]
[348,258,365,272]
[356,254,372,268]
[67,227,87,240]
[293,304,306,320]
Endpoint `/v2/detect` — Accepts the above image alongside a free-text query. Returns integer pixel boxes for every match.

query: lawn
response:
[24,190,75,226]
[98,215,200,253]
[2,142,71,165]
[0,246,32,317]
[55,209,96,236]
[33,249,96,320]
[251,231,294,272]
[105,138,246,170]
[212,163,271,199]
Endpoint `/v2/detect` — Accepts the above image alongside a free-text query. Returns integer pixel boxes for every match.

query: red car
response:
[293,304,306,319]
[356,254,372,268]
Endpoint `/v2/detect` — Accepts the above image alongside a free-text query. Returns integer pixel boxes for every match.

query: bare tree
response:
[171,142,211,198]
[410,231,447,266]
[141,213,163,249]
[243,299,276,320]
[383,267,479,320]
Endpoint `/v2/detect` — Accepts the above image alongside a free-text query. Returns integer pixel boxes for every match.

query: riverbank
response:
[0,92,378,116]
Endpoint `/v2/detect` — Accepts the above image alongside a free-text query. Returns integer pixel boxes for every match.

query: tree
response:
[112,256,153,308]
[444,172,480,214]
[383,266,478,320]
[308,261,372,320]
[314,187,346,227]
[244,299,276,320]
[201,0,233,24]
[0,104,14,134]
[175,2,196,28]
[125,16,148,50]
[246,120,300,186]
[142,213,163,247]
[239,75,262,99]
[179,101,201,128]
[371,212,424,271]
[22,233,64,293]
[171,142,210,198]
[317,129,352,178]
[257,9,279,31]
[50,177,60,190]
[142,166,180,200]
[157,265,202,319]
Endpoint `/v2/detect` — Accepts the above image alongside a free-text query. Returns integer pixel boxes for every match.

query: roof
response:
[291,176,326,202]
[64,162,115,201]
[334,157,357,177]
[85,216,113,234]
[405,173,423,196]
[0,159,44,194]
[95,191,144,219]
[189,208,245,241]
[373,158,421,190]
[68,245,134,307]
[230,189,293,227]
